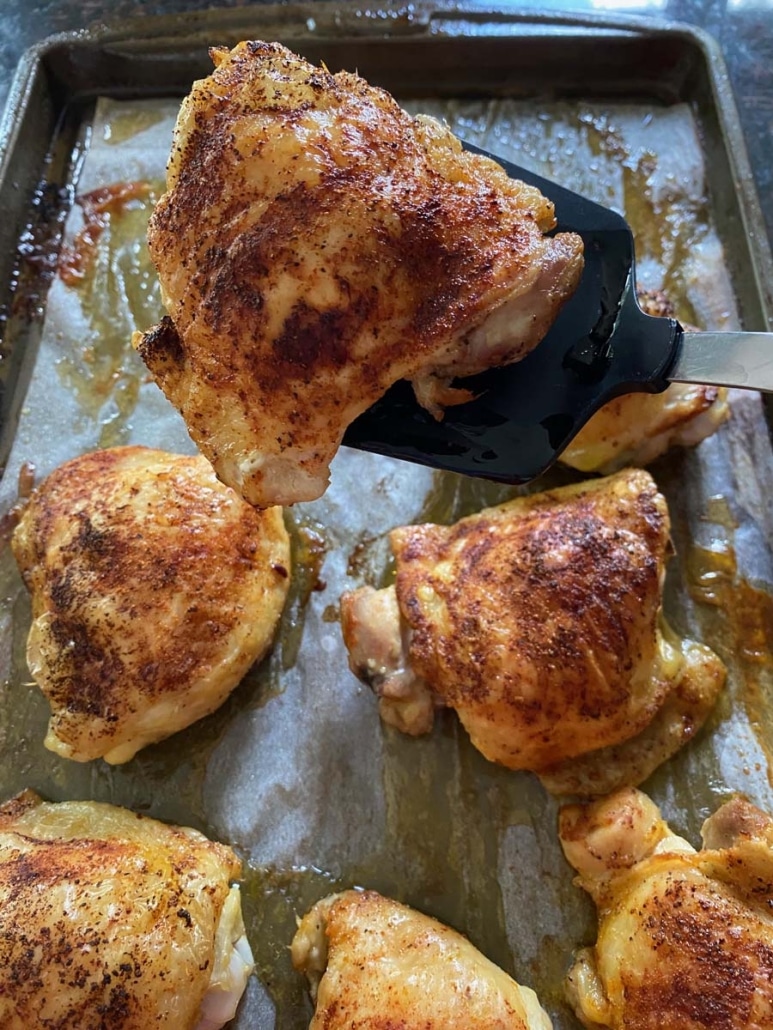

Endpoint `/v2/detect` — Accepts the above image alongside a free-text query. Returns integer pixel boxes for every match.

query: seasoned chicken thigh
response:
[292,890,552,1030]
[135,41,583,507]
[561,289,729,473]
[341,469,725,794]
[12,445,290,763]
[0,789,253,1029]
[559,787,773,1030]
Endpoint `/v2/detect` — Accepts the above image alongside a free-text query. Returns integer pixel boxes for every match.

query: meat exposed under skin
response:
[340,468,726,794]
[135,40,584,508]
[292,890,552,1030]
[559,788,773,1030]
[11,445,290,763]
[561,288,729,473]
[0,789,253,1030]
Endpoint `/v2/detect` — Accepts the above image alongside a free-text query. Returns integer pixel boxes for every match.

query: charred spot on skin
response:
[135,316,185,369]
[72,515,119,562]
[98,984,132,1023]
[49,570,76,613]
[273,301,351,372]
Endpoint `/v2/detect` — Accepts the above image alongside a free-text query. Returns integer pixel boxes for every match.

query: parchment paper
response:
[0,95,772,1029]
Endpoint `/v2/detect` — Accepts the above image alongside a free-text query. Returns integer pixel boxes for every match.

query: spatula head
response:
[342,144,680,484]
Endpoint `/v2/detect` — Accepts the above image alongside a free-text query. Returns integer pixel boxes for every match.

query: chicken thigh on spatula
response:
[135,41,584,507]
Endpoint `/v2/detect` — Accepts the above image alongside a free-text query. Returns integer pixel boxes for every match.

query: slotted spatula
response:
[342,142,773,483]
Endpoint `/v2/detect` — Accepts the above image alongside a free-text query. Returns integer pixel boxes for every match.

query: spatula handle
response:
[668,331,773,391]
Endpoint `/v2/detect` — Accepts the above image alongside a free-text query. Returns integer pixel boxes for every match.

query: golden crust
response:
[0,792,241,1029]
[11,445,290,763]
[138,40,583,506]
[390,469,672,770]
[341,468,725,786]
[292,890,551,1029]
[560,789,773,1030]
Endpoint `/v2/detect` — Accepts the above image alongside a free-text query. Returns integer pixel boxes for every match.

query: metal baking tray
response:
[1,6,773,1029]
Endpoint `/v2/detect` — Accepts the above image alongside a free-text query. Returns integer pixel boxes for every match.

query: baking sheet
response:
[1,87,773,1030]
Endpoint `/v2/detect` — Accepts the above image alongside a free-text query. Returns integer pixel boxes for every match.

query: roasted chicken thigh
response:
[341,468,725,794]
[0,789,253,1030]
[292,890,552,1029]
[136,40,583,507]
[12,446,290,763]
[559,787,773,1030]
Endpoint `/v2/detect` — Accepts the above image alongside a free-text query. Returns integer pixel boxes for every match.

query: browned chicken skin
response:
[0,789,253,1029]
[12,446,290,763]
[135,41,584,507]
[291,890,552,1029]
[559,787,773,1030]
[341,469,725,793]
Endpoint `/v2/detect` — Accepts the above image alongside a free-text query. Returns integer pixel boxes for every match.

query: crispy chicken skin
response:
[561,289,729,473]
[559,787,773,1030]
[135,40,583,507]
[341,469,725,793]
[11,446,290,763]
[291,890,552,1030]
[0,789,253,1030]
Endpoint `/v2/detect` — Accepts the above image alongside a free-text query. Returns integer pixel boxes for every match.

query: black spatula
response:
[342,142,773,483]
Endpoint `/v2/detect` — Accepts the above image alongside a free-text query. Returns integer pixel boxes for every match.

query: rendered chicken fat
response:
[341,468,726,794]
[292,890,552,1029]
[11,446,291,762]
[135,40,584,507]
[0,790,253,1030]
[559,788,773,1030]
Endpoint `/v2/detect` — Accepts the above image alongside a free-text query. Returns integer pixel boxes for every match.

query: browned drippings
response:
[686,543,736,607]
[278,516,329,671]
[53,178,164,447]
[17,462,36,500]
[0,462,38,554]
[703,494,739,529]
[686,505,773,782]
[58,181,154,287]
[347,532,381,579]
[240,861,347,1020]
[295,523,327,592]
[728,577,773,785]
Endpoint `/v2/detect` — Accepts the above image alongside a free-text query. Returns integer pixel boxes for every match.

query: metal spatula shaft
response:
[670,331,773,389]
